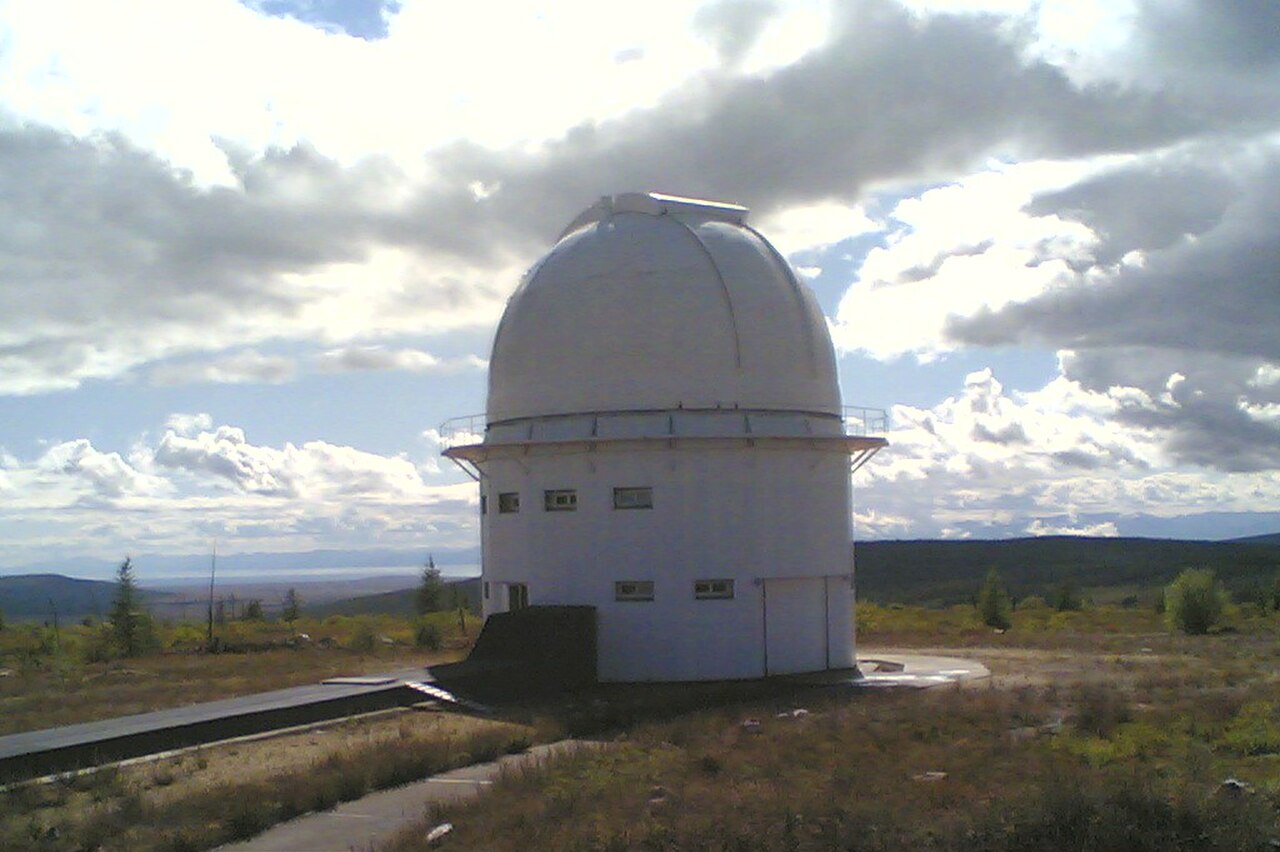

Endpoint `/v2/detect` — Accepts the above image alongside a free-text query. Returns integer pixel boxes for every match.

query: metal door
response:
[762,578,827,675]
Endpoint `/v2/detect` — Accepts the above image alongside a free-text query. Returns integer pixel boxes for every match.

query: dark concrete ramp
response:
[430,605,597,698]
[0,674,438,783]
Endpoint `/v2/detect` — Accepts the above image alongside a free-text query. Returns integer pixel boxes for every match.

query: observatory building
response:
[444,192,885,682]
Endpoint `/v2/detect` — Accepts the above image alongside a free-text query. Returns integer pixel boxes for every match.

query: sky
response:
[1,0,1278,574]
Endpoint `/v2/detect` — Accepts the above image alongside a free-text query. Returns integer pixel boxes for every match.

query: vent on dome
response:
[557,192,748,239]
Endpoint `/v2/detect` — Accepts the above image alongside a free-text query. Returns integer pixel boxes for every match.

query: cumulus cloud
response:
[37,439,166,500]
[944,143,1280,471]
[831,159,1105,360]
[314,346,485,374]
[0,418,478,563]
[153,423,434,499]
[165,412,214,436]
[1024,518,1119,537]
[0,127,515,394]
[855,367,1280,538]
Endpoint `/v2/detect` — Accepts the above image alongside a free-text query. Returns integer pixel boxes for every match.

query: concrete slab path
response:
[216,740,593,852]
[216,651,987,851]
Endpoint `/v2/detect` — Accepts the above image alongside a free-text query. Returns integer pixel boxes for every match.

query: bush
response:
[349,621,377,652]
[1164,568,1226,635]
[414,621,441,650]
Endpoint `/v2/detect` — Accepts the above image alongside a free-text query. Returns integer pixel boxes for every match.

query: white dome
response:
[488,193,840,423]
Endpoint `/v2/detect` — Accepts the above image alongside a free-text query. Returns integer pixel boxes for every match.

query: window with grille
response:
[614,580,654,602]
[612,486,653,509]
[694,579,734,600]
[544,489,577,511]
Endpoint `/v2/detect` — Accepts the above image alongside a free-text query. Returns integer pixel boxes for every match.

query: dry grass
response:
[0,707,545,851]
[380,609,1280,851]
[0,613,469,736]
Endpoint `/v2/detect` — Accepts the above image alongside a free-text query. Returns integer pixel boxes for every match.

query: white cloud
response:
[314,346,486,374]
[1025,518,1120,537]
[0,0,725,183]
[857,364,1280,538]
[759,200,878,257]
[0,419,479,564]
[831,159,1106,360]
[148,351,297,386]
[165,412,214,436]
[35,439,167,501]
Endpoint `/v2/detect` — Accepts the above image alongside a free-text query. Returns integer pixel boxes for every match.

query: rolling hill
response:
[0,574,174,622]
[855,536,1280,605]
[306,578,483,617]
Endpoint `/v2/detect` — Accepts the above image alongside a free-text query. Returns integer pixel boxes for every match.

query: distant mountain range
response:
[1,546,481,583]
[5,535,1278,621]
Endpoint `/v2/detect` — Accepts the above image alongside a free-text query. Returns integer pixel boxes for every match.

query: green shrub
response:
[1164,568,1226,635]
[414,621,441,650]
[1219,701,1280,755]
[349,621,377,652]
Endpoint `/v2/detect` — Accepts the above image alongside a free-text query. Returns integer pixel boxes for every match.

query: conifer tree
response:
[416,554,444,615]
[109,557,143,657]
[977,568,1012,630]
[282,587,301,622]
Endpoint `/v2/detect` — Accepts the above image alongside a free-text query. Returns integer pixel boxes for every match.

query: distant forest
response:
[855,536,1280,606]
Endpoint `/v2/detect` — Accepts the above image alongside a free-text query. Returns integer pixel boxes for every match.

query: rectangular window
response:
[508,583,529,611]
[483,581,490,600]
[480,494,487,515]
[614,580,654,602]
[544,489,578,511]
[694,579,735,600]
[612,486,653,510]
[498,492,520,513]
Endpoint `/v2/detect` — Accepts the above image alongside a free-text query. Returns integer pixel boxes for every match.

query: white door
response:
[763,578,827,675]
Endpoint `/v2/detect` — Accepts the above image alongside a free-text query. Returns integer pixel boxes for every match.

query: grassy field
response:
[9,597,1280,850]
[0,707,543,850]
[0,607,561,851]
[0,611,470,736]
[381,603,1280,851]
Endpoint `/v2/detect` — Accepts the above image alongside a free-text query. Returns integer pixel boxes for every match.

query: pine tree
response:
[282,588,301,623]
[109,557,143,657]
[416,554,444,615]
[977,568,1012,630]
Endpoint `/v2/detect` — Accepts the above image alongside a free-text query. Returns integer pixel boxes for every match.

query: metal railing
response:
[438,405,890,448]
[843,406,889,437]
[436,413,486,449]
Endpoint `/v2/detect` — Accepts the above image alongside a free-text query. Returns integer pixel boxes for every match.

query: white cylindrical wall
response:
[475,442,854,681]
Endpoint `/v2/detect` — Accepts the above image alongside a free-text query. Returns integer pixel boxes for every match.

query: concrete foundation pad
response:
[855,652,989,687]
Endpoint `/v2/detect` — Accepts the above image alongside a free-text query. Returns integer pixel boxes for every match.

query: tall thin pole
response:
[206,540,217,649]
